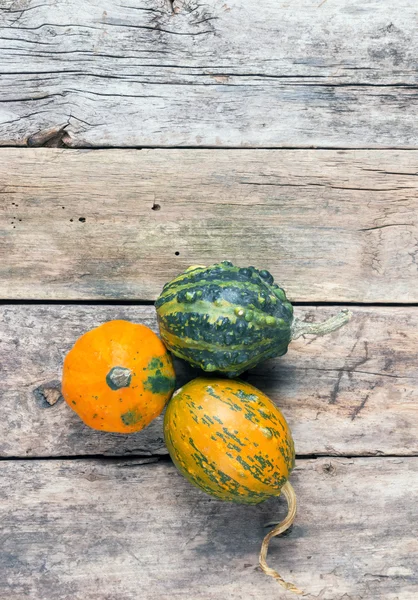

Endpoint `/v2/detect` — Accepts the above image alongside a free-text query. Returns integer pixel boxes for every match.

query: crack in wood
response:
[361,169,418,177]
[27,123,70,147]
[120,5,166,14]
[95,20,212,35]
[360,223,414,232]
[240,181,413,192]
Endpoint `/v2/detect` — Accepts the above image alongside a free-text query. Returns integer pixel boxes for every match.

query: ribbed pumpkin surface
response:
[164,378,295,505]
[156,261,294,376]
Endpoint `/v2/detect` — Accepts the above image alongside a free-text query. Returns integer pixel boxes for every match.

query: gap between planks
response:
[0,453,417,462]
[3,145,418,150]
[2,300,418,308]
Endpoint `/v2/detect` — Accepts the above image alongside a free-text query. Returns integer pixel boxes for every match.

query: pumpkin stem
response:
[259,481,303,595]
[290,309,352,341]
[106,366,132,390]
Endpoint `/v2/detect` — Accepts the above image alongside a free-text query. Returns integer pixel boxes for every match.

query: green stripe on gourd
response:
[156,278,292,310]
[156,261,352,376]
[159,311,289,349]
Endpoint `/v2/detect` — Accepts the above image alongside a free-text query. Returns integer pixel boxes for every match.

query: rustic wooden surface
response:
[1,457,417,600]
[1,304,417,458]
[1,0,416,597]
[1,148,417,302]
[1,0,418,148]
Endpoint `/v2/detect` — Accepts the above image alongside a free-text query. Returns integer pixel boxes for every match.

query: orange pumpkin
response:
[62,320,175,433]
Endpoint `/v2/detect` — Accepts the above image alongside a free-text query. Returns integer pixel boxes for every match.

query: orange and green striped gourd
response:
[164,377,302,593]
[164,377,295,505]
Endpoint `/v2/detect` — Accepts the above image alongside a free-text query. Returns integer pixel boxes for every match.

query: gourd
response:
[62,320,175,433]
[164,377,302,594]
[156,261,351,376]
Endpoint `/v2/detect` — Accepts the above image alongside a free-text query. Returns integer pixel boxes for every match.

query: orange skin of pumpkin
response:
[62,320,175,433]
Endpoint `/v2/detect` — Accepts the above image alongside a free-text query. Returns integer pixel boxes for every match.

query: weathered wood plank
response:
[0,0,418,147]
[1,457,417,600]
[1,304,417,457]
[1,149,417,302]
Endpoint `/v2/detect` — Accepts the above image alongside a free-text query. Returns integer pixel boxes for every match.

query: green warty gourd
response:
[156,261,351,377]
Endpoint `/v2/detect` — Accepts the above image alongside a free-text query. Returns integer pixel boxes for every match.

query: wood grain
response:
[1,457,417,600]
[1,148,417,302]
[0,0,418,147]
[1,304,417,457]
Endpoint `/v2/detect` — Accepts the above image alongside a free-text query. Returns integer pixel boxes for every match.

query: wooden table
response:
[1,1,417,598]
